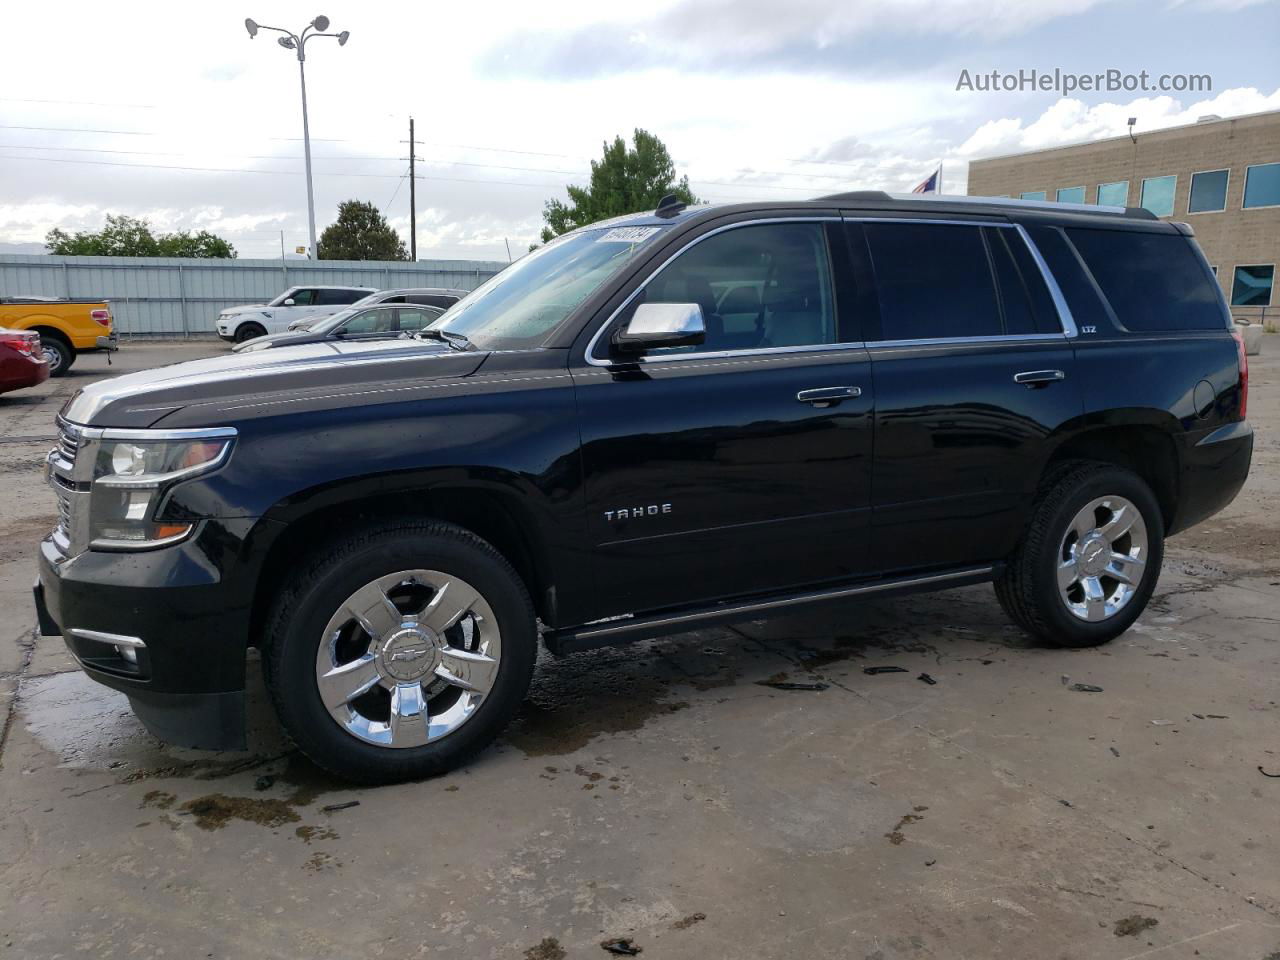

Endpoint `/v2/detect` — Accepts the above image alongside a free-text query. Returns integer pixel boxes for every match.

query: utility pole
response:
[408,117,417,261]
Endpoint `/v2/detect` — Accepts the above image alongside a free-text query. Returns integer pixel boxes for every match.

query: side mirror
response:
[283,298,296,306]
[612,302,705,354]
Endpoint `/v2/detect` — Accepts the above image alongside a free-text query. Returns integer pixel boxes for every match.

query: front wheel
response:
[264,521,537,783]
[233,322,266,344]
[995,461,1164,648]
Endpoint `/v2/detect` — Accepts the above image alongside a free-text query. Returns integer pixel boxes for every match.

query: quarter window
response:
[1231,265,1274,306]
[1066,228,1224,330]
[635,222,837,354]
[1096,181,1129,207]
[1243,162,1280,208]
[1188,169,1229,213]
[1140,175,1177,217]
[864,223,1001,340]
[317,288,365,306]
[1056,186,1085,204]
[1020,190,1047,201]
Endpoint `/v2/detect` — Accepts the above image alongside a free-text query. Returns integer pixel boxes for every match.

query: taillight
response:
[0,334,38,357]
[1231,327,1248,421]
[91,308,111,326]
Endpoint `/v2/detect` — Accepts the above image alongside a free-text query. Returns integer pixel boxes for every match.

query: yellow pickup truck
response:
[0,297,118,376]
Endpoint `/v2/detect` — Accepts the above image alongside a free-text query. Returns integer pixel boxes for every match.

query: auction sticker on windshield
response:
[596,227,661,243]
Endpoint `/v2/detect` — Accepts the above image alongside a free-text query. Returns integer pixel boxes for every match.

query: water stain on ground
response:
[1113,915,1159,937]
[179,792,301,831]
[139,789,175,810]
[303,851,340,872]
[885,808,928,846]
[295,824,339,844]
[671,912,707,930]
[524,937,566,960]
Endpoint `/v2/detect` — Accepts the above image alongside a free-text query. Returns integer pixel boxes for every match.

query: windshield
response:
[429,225,668,350]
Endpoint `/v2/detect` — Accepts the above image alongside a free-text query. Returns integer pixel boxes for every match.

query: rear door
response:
[853,217,1083,573]
[570,217,877,619]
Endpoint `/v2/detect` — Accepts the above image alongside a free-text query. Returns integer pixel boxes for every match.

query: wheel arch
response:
[1042,412,1181,530]
[249,479,560,650]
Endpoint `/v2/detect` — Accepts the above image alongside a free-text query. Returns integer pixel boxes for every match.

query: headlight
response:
[87,430,235,549]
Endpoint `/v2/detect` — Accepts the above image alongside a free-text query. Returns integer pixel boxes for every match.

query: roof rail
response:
[813,191,1158,220]
[813,190,892,203]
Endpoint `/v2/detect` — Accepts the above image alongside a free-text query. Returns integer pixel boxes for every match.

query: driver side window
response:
[340,308,394,334]
[637,222,836,355]
[289,289,316,306]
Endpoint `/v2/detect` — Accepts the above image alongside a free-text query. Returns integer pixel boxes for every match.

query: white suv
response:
[216,286,374,343]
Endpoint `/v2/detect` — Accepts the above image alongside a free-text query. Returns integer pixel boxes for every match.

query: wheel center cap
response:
[381,627,439,681]
[1078,535,1110,576]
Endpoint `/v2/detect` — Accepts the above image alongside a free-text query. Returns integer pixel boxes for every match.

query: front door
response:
[570,219,876,620]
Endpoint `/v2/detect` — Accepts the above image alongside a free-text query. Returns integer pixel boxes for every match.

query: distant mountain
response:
[0,242,46,256]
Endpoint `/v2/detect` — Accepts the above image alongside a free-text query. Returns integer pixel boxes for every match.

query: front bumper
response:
[33,517,281,750]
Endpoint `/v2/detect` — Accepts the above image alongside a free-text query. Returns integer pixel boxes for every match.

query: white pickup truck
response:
[216,285,374,343]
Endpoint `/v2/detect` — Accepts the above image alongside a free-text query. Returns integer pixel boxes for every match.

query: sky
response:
[1,0,1278,262]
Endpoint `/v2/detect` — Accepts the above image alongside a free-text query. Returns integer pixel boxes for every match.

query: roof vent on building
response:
[1197,114,1222,123]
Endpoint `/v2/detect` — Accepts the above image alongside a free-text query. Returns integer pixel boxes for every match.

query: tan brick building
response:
[967,109,1280,323]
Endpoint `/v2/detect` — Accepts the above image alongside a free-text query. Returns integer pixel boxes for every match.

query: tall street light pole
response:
[245,15,349,259]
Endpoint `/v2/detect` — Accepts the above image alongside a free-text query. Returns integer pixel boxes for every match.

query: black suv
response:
[35,193,1252,783]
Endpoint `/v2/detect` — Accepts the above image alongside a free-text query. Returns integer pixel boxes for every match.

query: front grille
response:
[56,490,72,529]
[56,422,80,466]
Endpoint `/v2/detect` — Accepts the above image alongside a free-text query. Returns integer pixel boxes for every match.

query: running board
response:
[542,565,997,656]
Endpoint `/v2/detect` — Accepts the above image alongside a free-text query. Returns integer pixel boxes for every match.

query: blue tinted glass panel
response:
[1189,169,1228,213]
[1097,181,1128,206]
[1243,163,1280,208]
[1140,176,1176,217]
[1232,265,1274,306]
[1056,186,1085,204]
[1020,190,1047,201]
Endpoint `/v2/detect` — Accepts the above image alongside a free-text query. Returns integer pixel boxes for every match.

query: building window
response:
[1231,265,1274,306]
[1020,190,1047,201]
[1056,186,1085,204]
[1097,181,1128,206]
[1140,176,1176,217]
[1210,265,1218,276]
[1243,162,1280,209]
[1188,169,1229,213]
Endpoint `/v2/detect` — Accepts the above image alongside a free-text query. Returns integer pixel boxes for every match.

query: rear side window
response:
[1066,228,1224,331]
[1025,226,1112,329]
[317,288,366,306]
[409,294,460,309]
[984,227,1059,335]
[864,223,1000,340]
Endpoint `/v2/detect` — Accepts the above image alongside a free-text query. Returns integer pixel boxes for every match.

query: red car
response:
[0,328,51,395]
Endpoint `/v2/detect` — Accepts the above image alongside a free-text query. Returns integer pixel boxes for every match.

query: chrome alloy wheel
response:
[315,569,501,748]
[1057,496,1148,622]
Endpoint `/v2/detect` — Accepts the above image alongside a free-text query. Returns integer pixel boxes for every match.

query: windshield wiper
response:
[414,328,473,351]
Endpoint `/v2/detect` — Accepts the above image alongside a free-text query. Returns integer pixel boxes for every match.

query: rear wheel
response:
[264,520,537,783]
[233,322,266,343]
[40,333,74,376]
[995,461,1164,647]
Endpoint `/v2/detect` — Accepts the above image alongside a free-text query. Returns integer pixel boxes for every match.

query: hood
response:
[219,303,268,316]
[62,337,487,428]
[232,329,375,352]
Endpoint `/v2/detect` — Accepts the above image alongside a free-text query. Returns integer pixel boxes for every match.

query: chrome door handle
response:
[797,386,861,406]
[1013,369,1065,387]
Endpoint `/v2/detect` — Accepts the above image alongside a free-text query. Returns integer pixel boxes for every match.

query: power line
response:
[0,124,153,136]
[383,166,411,213]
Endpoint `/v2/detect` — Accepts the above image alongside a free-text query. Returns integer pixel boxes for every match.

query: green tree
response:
[318,200,408,261]
[45,214,236,258]
[157,230,237,259]
[539,129,698,243]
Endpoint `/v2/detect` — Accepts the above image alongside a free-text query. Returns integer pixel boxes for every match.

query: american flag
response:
[912,168,940,194]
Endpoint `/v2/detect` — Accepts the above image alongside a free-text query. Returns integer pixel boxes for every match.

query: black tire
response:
[995,460,1164,648]
[233,322,267,344]
[40,333,75,377]
[264,520,537,784]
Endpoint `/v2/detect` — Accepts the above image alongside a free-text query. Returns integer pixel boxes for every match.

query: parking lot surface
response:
[1,342,1277,959]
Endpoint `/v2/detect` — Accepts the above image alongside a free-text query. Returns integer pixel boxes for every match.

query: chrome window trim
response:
[582,215,1079,368]
[868,333,1066,351]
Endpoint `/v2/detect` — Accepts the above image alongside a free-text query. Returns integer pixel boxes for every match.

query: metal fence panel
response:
[0,254,507,336]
